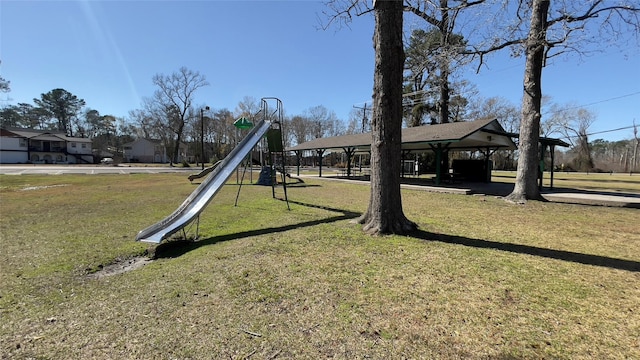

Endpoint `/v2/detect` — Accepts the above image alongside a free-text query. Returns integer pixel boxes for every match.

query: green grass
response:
[0,173,638,359]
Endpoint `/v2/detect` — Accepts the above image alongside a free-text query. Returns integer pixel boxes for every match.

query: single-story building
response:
[0,127,93,164]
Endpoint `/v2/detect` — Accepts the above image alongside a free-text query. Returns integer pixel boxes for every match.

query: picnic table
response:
[337,168,369,177]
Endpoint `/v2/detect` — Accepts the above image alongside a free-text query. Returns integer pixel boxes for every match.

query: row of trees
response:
[0,67,373,165]
[126,67,364,165]
[3,80,636,174]
[0,89,138,157]
[1,72,635,172]
[590,137,640,173]
[1,89,86,136]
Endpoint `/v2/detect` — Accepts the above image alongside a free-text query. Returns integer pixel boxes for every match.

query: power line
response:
[353,104,370,132]
[546,91,639,140]
[587,125,637,137]
[354,89,639,138]
[558,124,636,141]
[543,90,640,115]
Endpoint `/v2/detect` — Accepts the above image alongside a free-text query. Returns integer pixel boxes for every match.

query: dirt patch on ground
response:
[20,184,69,191]
[86,256,153,279]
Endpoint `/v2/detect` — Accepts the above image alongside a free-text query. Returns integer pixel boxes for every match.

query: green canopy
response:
[233,117,254,130]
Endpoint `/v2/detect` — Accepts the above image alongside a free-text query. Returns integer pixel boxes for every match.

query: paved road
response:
[4,165,638,208]
[0,165,194,175]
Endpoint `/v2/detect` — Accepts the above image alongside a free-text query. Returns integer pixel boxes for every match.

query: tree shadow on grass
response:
[152,200,359,259]
[283,183,321,188]
[152,200,639,273]
[409,229,640,272]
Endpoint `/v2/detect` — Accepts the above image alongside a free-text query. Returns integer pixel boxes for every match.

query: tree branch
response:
[321,0,373,30]
[403,4,440,27]
[549,3,640,26]
[463,38,526,72]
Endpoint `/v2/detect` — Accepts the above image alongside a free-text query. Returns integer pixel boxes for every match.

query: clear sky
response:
[1,0,639,141]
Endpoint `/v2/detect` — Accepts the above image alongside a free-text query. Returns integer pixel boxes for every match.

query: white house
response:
[122,138,168,163]
[0,127,93,164]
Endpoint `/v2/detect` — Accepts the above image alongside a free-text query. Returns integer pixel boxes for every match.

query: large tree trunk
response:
[438,0,451,171]
[357,0,417,235]
[171,122,185,165]
[171,136,181,164]
[506,0,549,203]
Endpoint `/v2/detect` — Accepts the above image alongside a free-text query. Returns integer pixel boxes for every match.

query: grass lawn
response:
[492,170,640,193]
[0,172,638,359]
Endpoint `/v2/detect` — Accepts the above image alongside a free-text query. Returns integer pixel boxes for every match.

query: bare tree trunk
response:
[172,124,185,165]
[506,0,549,203]
[357,0,416,235]
[575,133,594,171]
[631,143,637,172]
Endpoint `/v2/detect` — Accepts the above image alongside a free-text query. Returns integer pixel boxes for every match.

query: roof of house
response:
[1,127,92,142]
[123,138,165,147]
[286,118,519,153]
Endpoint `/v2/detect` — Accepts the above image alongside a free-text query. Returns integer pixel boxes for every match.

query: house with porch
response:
[0,127,93,164]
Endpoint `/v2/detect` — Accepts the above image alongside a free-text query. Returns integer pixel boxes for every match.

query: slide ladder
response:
[234,98,290,209]
[263,98,289,209]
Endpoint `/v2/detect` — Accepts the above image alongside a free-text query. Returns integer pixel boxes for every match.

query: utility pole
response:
[200,106,210,170]
[353,104,370,133]
[633,119,638,172]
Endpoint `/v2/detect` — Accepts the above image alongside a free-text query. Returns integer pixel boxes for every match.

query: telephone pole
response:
[353,104,370,133]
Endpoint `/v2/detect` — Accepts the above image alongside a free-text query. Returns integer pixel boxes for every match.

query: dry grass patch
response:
[0,173,638,359]
[492,170,640,193]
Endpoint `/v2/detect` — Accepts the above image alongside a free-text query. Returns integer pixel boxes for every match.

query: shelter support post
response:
[316,149,326,177]
[429,143,451,185]
[294,150,301,176]
[538,143,547,190]
[342,147,356,177]
[537,137,570,189]
[435,145,442,185]
[477,147,497,183]
[550,145,556,189]
[401,150,412,177]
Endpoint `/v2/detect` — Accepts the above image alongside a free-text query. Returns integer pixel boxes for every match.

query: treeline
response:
[567,138,640,173]
[1,65,637,171]
[2,81,638,172]
[0,70,369,164]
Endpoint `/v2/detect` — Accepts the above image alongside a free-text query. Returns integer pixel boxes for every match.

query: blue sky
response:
[1,0,638,141]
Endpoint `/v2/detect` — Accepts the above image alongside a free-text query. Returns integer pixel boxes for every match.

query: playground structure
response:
[136,98,289,243]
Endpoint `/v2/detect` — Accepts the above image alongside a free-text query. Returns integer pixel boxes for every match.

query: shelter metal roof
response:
[287,118,518,153]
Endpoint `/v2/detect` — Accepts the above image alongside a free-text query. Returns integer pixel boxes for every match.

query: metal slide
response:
[136,119,272,243]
